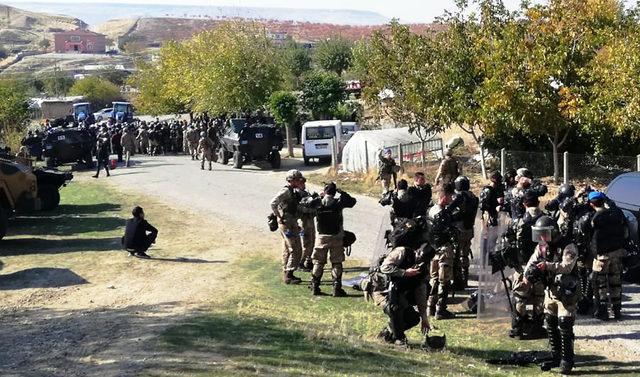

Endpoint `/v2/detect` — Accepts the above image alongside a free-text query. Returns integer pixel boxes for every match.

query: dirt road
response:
[104,154,640,360]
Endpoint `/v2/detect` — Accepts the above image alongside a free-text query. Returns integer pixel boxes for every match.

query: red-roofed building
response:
[54,29,106,54]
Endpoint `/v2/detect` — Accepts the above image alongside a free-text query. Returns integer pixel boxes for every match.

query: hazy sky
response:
[6,0,533,23]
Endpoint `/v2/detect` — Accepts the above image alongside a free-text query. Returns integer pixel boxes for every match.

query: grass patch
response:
[155,256,560,377]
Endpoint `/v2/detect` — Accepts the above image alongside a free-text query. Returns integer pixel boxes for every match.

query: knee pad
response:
[545,314,559,329]
[558,316,575,330]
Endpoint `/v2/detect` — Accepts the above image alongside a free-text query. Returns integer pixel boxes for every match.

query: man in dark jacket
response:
[92,137,111,178]
[123,206,158,259]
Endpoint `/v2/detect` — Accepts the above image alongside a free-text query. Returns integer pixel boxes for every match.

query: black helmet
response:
[454,176,470,192]
[531,216,556,243]
[559,184,575,198]
[490,171,502,183]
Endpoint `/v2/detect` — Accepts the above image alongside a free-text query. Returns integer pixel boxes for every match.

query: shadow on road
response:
[0,267,88,290]
[150,257,228,264]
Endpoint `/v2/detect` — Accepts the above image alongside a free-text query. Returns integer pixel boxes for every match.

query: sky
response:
[5,0,532,23]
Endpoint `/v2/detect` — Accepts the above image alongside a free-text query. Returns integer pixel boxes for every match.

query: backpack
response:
[386,218,422,248]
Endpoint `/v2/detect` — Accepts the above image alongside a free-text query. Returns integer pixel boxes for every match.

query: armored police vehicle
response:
[42,127,95,168]
[218,118,283,169]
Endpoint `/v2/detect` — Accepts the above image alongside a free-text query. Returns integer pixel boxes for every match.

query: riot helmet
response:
[454,176,470,192]
[559,184,576,198]
[531,216,556,243]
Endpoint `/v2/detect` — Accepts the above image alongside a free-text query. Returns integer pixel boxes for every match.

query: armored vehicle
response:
[42,127,95,168]
[218,118,283,169]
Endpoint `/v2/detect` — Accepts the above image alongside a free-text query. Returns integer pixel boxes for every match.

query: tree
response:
[0,80,29,150]
[129,60,185,115]
[42,68,74,97]
[269,91,298,157]
[314,36,354,75]
[282,40,312,89]
[68,77,121,108]
[354,22,447,145]
[301,70,346,120]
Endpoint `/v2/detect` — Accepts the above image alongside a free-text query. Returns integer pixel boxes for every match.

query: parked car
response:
[93,108,113,122]
[218,119,283,169]
[301,120,345,165]
[606,172,639,243]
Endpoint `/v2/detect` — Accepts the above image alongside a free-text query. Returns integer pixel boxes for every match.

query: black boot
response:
[509,314,524,339]
[593,302,609,321]
[333,280,347,297]
[541,314,561,371]
[525,313,547,340]
[311,275,321,296]
[613,303,622,320]
[462,266,470,289]
[284,271,302,285]
[559,316,575,375]
[436,285,455,320]
[377,327,394,343]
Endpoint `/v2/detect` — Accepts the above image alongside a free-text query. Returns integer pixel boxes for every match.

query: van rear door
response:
[304,125,337,157]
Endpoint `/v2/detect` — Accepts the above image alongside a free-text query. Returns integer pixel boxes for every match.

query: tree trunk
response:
[285,123,294,158]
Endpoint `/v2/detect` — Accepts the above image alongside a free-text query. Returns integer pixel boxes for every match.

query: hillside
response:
[95,17,443,47]
[0,4,87,52]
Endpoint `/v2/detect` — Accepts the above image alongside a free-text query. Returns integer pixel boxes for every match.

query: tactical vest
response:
[459,191,479,229]
[281,186,299,217]
[591,207,627,255]
[316,199,343,235]
[518,210,543,263]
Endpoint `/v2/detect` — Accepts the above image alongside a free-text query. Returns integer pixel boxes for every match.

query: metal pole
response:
[500,148,506,177]
[421,140,426,168]
[364,140,369,172]
[637,154,640,172]
[331,136,338,170]
[563,151,569,185]
[398,143,403,170]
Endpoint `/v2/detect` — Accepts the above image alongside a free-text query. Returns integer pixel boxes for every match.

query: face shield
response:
[531,224,554,244]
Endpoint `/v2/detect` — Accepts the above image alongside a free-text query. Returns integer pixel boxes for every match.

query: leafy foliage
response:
[301,70,346,120]
[282,40,312,89]
[68,77,121,109]
[314,36,354,75]
[269,90,299,157]
[0,80,29,148]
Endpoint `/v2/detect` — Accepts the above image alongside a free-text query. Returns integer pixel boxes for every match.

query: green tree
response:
[68,76,121,109]
[129,60,184,115]
[314,36,353,75]
[0,80,29,150]
[301,70,346,120]
[38,38,51,50]
[282,40,312,89]
[269,90,298,157]
[42,74,74,97]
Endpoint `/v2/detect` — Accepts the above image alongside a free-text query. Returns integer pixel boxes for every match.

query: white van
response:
[301,120,343,165]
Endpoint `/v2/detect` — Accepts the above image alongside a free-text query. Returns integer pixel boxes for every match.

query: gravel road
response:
[104,154,640,361]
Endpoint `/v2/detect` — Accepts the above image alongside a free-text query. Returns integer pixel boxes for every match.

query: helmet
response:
[454,176,470,192]
[324,182,337,195]
[517,168,533,179]
[531,216,556,243]
[200,132,206,137]
[490,171,502,183]
[559,184,575,198]
[286,169,304,182]
[444,148,453,157]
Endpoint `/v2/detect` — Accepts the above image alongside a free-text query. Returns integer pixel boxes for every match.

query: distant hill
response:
[0,4,87,51]
[3,2,390,26]
[94,17,443,48]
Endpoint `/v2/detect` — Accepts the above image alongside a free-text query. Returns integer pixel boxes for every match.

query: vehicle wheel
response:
[270,151,281,169]
[0,207,8,241]
[45,157,56,168]
[218,148,229,165]
[233,151,243,169]
[303,155,310,166]
[39,187,61,211]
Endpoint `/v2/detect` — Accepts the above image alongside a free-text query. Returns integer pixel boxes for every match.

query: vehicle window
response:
[608,176,640,207]
[230,119,246,134]
[306,126,336,140]
[342,126,355,133]
[114,104,128,113]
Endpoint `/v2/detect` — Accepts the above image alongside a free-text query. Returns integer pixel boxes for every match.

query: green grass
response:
[152,257,566,377]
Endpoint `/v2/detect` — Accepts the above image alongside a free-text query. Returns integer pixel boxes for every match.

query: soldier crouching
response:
[301,182,356,297]
[270,170,306,284]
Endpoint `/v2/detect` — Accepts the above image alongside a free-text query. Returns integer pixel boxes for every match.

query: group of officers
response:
[271,148,635,375]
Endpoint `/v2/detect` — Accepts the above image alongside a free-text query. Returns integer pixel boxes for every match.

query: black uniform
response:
[123,218,158,254]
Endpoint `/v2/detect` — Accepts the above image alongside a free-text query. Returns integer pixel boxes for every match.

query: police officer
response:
[545,184,576,218]
[270,170,305,284]
[427,185,456,320]
[308,182,356,296]
[510,192,545,339]
[297,177,316,272]
[434,148,461,187]
[445,176,479,289]
[378,149,397,193]
[379,179,413,225]
[375,240,431,346]
[408,172,432,217]
[121,126,136,168]
[480,171,504,227]
[197,132,215,171]
[186,126,200,160]
[586,191,628,320]
[92,137,111,178]
[524,216,579,374]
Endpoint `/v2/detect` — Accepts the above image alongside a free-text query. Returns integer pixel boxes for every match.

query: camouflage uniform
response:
[297,189,316,270]
[270,186,303,275]
[121,130,136,167]
[137,128,149,155]
[378,151,397,193]
[426,205,455,319]
[197,135,215,170]
[186,128,200,160]
[435,157,460,186]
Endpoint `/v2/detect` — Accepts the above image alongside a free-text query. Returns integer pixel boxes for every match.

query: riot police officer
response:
[408,172,432,217]
[379,179,413,225]
[445,176,479,289]
[524,216,579,375]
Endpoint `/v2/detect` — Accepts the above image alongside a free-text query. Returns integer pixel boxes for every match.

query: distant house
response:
[53,29,106,54]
